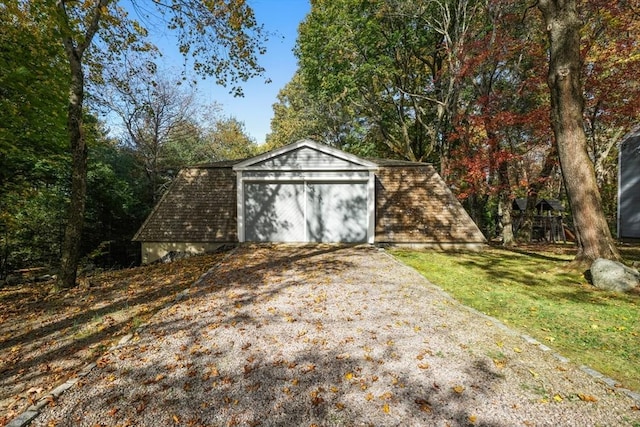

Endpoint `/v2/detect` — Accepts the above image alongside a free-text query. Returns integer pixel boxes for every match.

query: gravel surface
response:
[31,245,640,426]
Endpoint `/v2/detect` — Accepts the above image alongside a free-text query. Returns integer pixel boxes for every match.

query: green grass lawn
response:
[392,245,640,392]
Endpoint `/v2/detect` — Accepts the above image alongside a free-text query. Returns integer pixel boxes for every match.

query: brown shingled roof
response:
[132,166,238,243]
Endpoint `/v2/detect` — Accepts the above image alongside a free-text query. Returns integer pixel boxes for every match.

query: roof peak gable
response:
[233,139,377,171]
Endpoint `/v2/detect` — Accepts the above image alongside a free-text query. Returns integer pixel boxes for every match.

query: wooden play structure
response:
[512,198,568,243]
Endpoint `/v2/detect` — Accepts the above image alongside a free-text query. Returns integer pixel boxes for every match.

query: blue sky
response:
[193,0,311,145]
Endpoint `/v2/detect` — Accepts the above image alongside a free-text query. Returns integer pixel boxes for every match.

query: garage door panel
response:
[306,183,368,243]
[244,183,305,242]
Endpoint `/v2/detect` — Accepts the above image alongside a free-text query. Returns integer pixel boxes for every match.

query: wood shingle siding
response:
[133,165,237,243]
[375,162,486,245]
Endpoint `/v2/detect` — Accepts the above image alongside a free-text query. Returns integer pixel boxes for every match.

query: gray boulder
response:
[590,258,640,292]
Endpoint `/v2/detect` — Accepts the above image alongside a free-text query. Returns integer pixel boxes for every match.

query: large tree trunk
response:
[58,55,88,289]
[498,162,515,247]
[537,0,620,264]
[54,0,109,289]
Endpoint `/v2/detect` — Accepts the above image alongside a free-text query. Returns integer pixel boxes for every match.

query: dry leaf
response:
[578,394,598,402]
[415,398,431,413]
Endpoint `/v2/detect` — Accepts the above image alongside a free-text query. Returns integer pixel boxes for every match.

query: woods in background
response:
[2,0,639,283]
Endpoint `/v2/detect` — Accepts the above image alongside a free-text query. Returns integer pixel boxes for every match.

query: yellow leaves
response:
[365,392,374,401]
[553,394,563,402]
[382,403,390,413]
[309,388,324,406]
[418,363,430,369]
[528,369,539,378]
[468,415,478,424]
[344,372,354,381]
[378,391,393,400]
[513,347,523,353]
[452,385,465,394]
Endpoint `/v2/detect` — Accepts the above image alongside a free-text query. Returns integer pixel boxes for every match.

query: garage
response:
[234,140,377,243]
[133,139,488,263]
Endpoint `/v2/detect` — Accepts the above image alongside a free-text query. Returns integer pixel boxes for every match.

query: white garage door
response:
[306,183,367,243]
[244,183,306,242]
[243,181,368,243]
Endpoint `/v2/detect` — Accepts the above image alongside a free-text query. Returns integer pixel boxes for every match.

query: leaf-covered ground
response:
[27,245,640,426]
[0,252,229,426]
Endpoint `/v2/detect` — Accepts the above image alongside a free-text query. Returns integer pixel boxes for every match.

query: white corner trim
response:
[236,170,245,242]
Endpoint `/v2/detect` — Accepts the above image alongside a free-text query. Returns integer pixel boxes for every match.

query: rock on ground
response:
[591,258,640,292]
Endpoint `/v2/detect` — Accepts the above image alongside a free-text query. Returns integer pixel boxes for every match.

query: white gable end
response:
[248,146,361,170]
[233,139,377,172]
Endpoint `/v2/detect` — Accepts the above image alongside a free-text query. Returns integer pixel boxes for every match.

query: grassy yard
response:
[392,245,640,392]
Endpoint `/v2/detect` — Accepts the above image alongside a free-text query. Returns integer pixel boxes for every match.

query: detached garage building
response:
[133,139,485,263]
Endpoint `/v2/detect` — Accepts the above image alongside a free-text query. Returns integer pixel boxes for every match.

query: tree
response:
[266,71,371,154]
[201,117,259,161]
[100,66,202,203]
[35,0,267,288]
[297,0,484,169]
[537,0,620,263]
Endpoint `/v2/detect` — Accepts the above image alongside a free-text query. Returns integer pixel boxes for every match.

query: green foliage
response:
[266,71,381,157]
[296,0,483,162]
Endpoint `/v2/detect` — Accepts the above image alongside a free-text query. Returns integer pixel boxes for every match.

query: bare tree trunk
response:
[498,162,515,246]
[58,54,88,289]
[537,0,620,264]
[55,0,109,289]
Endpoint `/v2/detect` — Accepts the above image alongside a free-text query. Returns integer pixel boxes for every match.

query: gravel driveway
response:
[30,245,640,426]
